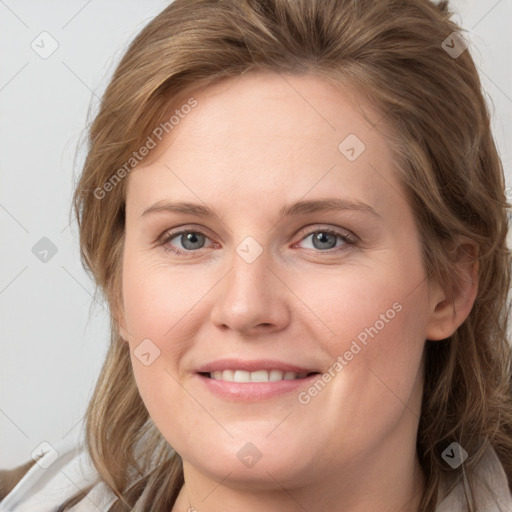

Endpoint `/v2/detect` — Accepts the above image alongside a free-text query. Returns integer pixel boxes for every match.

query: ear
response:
[425,238,479,341]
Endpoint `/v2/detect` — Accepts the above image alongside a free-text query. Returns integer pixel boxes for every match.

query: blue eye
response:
[161,230,211,255]
[297,229,353,251]
[160,227,356,257]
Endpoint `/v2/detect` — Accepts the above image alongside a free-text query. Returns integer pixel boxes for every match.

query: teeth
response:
[222,369,234,381]
[269,369,284,381]
[233,370,251,383]
[208,369,309,382]
[250,370,269,382]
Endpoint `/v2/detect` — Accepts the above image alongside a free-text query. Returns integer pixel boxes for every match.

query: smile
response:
[202,369,317,382]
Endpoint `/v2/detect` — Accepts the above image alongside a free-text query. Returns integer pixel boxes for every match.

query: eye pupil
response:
[313,231,337,250]
[182,232,205,250]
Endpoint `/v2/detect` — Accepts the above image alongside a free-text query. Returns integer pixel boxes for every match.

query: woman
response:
[1,0,511,511]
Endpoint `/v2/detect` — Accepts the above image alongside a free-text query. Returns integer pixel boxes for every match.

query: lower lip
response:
[195,373,320,401]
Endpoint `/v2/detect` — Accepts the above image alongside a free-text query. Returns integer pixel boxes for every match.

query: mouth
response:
[195,358,321,402]
[198,369,321,382]
[194,360,323,401]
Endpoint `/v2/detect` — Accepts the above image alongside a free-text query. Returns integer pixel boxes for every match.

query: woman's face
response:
[119,71,441,493]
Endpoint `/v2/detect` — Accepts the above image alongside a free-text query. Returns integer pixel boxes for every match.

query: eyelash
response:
[158,226,357,257]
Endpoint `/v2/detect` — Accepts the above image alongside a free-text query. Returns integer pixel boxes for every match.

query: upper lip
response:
[196,358,321,374]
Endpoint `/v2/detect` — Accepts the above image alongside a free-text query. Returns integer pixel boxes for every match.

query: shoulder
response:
[436,443,512,512]
[0,439,117,512]
[0,461,37,501]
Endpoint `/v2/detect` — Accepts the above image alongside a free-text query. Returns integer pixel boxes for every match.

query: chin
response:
[183,441,314,490]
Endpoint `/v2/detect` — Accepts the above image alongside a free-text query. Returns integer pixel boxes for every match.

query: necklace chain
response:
[185,482,197,511]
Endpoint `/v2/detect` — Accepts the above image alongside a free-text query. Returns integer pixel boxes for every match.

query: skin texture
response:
[118,71,478,512]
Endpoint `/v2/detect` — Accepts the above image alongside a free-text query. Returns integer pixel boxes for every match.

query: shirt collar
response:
[436,443,512,511]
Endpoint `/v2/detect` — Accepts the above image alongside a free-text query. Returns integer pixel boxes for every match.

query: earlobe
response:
[425,240,479,341]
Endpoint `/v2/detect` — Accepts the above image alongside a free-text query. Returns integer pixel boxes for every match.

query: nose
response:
[209,247,292,336]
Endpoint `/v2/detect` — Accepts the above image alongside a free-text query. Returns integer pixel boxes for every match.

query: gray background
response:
[1,0,511,468]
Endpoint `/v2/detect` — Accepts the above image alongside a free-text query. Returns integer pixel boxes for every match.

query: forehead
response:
[126,71,404,220]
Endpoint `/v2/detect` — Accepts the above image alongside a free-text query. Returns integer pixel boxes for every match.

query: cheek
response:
[296,283,427,466]
[121,259,198,431]
[315,273,428,435]
[120,253,218,428]
[121,251,205,344]
[306,263,428,361]
[306,254,429,423]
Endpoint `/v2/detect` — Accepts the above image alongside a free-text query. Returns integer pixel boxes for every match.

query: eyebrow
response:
[141,198,380,219]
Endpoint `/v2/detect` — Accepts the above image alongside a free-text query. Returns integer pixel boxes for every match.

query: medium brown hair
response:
[61,0,512,510]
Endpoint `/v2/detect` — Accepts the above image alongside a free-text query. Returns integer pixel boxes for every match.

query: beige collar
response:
[436,444,512,511]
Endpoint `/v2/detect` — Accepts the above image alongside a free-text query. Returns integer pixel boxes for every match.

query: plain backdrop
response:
[1,0,511,468]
